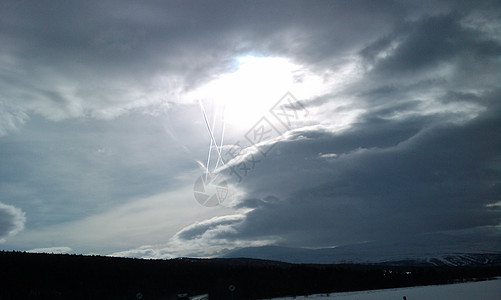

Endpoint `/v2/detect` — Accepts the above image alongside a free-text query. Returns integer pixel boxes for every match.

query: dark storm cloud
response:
[360,13,501,75]
[0,0,408,133]
[210,101,501,247]
[171,5,501,249]
[1,0,494,131]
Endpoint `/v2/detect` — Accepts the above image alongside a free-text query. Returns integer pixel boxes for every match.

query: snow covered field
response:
[270,278,501,300]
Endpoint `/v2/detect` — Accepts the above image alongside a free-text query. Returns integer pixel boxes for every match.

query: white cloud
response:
[109,214,279,258]
[0,102,29,137]
[27,246,72,254]
[0,202,26,243]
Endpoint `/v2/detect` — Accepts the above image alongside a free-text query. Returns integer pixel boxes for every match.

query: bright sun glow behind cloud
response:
[187,56,326,128]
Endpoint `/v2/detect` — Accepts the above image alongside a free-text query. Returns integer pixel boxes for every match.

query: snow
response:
[223,233,501,265]
[270,278,501,300]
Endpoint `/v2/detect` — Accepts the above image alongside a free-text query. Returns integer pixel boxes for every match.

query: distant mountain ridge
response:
[221,234,501,266]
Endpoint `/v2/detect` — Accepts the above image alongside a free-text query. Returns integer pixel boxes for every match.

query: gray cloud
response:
[0,0,412,135]
[207,102,501,247]
[0,202,26,242]
[174,8,501,250]
[360,12,501,76]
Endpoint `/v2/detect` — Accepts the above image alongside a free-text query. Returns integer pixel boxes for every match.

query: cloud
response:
[111,214,276,259]
[361,13,501,74]
[0,102,29,137]
[173,214,244,241]
[0,2,495,138]
[132,102,499,255]
[4,186,233,254]
[27,246,72,254]
[172,10,501,251]
[207,92,500,248]
[0,202,26,242]
[108,246,173,259]
[0,0,411,135]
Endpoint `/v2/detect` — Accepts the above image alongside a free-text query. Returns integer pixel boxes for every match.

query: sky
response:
[0,0,500,258]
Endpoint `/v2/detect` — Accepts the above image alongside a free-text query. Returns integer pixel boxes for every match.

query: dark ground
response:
[1,251,500,299]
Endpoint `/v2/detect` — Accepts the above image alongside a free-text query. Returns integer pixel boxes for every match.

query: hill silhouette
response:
[1,251,500,299]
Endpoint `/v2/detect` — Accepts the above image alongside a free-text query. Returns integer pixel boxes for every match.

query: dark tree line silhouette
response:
[0,250,500,299]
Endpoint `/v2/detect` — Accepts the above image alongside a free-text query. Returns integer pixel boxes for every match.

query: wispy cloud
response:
[0,202,25,243]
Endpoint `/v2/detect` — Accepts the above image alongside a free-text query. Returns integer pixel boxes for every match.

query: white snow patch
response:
[271,278,501,300]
